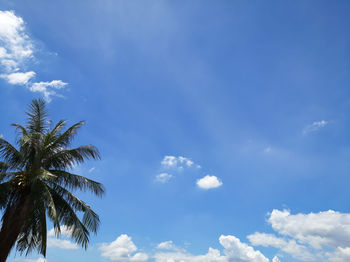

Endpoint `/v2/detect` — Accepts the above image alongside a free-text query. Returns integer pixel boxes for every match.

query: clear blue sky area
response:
[1,1,350,262]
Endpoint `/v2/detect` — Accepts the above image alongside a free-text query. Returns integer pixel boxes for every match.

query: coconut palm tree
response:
[0,99,104,262]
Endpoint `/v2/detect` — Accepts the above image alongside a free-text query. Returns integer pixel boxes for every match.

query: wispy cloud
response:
[155,172,173,183]
[302,120,328,135]
[161,156,200,170]
[0,10,67,101]
[196,175,222,189]
[155,155,201,183]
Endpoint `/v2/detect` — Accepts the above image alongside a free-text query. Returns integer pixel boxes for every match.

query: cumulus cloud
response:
[248,233,314,261]
[47,238,78,250]
[328,247,350,262]
[100,234,148,261]
[155,173,173,183]
[249,209,350,262]
[196,175,222,189]
[100,234,269,262]
[0,10,67,101]
[46,226,77,250]
[154,235,268,262]
[47,225,73,237]
[268,209,350,249]
[302,120,327,135]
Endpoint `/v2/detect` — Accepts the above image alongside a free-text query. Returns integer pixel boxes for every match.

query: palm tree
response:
[0,99,104,262]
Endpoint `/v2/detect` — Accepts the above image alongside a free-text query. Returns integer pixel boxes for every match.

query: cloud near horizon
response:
[0,10,67,101]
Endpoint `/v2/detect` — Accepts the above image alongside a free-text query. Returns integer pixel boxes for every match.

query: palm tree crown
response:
[0,99,104,262]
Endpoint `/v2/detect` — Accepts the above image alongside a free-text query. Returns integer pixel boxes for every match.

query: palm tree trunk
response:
[0,194,33,262]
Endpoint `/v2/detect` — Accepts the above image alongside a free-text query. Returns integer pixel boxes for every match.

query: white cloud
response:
[1,71,35,84]
[46,226,77,250]
[47,225,73,237]
[0,10,66,101]
[154,235,268,262]
[88,167,95,173]
[248,209,350,262]
[155,173,173,183]
[268,209,350,250]
[21,258,47,262]
[154,248,225,262]
[29,80,68,102]
[272,256,280,262]
[302,120,327,135]
[157,240,176,250]
[248,233,314,261]
[0,10,33,65]
[47,238,78,250]
[161,156,198,169]
[196,175,222,189]
[328,247,350,262]
[100,234,148,261]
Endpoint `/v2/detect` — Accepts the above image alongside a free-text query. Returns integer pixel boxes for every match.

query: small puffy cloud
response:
[0,10,66,101]
[161,156,198,169]
[155,173,173,183]
[1,71,35,84]
[157,240,173,250]
[302,120,327,135]
[196,175,222,189]
[157,240,182,251]
[100,234,148,261]
[88,167,95,173]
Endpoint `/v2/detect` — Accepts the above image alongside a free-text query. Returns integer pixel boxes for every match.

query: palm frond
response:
[50,184,100,233]
[43,145,100,170]
[26,98,49,134]
[44,121,85,153]
[49,189,90,248]
[0,138,22,168]
[48,170,104,196]
[12,123,28,142]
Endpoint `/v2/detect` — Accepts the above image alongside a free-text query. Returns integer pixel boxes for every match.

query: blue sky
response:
[1,1,350,261]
